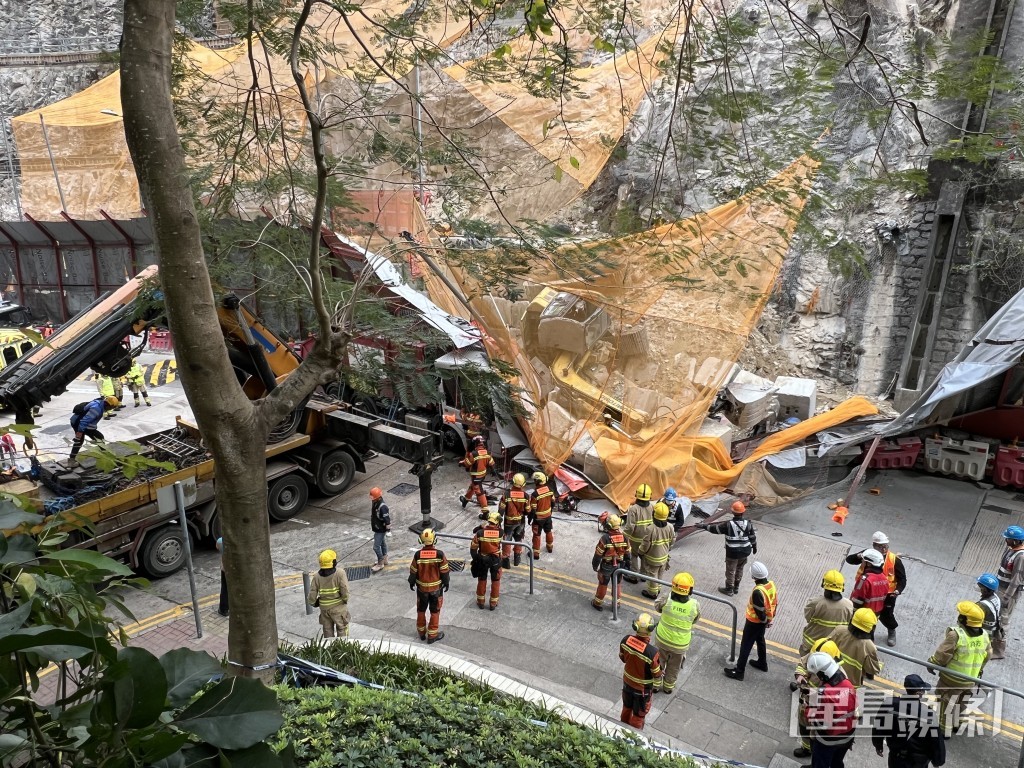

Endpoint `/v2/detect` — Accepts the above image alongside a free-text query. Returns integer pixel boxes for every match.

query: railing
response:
[0,36,120,55]
[876,646,1024,768]
[435,532,535,595]
[610,568,738,663]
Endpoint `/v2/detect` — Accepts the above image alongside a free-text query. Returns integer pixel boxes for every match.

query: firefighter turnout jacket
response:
[409,546,450,593]
[625,501,653,548]
[308,567,349,608]
[461,446,494,479]
[500,487,529,526]
[827,625,882,687]
[639,520,674,568]
[619,633,662,690]
[594,528,630,572]
[530,482,554,521]
[801,595,855,651]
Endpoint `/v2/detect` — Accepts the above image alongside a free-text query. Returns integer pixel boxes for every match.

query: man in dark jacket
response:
[872,674,946,767]
[697,501,755,595]
[369,487,391,573]
[68,395,118,465]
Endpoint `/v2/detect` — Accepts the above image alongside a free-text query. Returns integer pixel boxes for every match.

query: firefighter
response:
[618,613,662,729]
[653,572,699,694]
[470,510,503,610]
[846,530,906,646]
[724,562,776,681]
[977,572,1004,660]
[499,473,529,568]
[826,608,882,687]
[623,484,653,582]
[804,651,858,768]
[793,638,844,759]
[697,501,755,595]
[408,528,450,643]
[792,570,853,691]
[639,502,674,599]
[928,601,991,735]
[369,487,391,573]
[872,674,946,768]
[96,374,124,417]
[459,435,494,511]
[68,396,119,465]
[592,513,630,611]
[850,548,889,630]
[659,487,691,534]
[307,549,350,638]
[529,471,555,559]
[996,525,1024,626]
[123,360,152,407]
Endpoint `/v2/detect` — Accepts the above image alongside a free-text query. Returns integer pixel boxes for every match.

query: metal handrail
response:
[435,532,534,595]
[610,568,738,662]
[876,646,1024,768]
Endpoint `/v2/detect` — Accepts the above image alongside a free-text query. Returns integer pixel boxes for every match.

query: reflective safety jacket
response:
[619,633,662,691]
[593,529,630,573]
[851,571,889,615]
[801,595,855,651]
[827,625,882,687]
[931,625,990,689]
[639,520,674,566]
[308,567,349,608]
[408,546,450,593]
[654,594,700,652]
[500,488,529,524]
[471,523,502,558]
[806,678,858,738]
[625,501,653,546]
[530,483,554,520]
[461,447,493,479]
[998,545,1024,592]
[978,595,1001,635]
[125,362,146,386]
[705,516,756,558]
[855,550,903,594]
[745,581,778,624]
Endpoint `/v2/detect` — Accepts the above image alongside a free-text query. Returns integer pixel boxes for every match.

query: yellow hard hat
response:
[822,569,845,593]
[104,396,120,408]
[532,471,547,484]
[486,510,501,525]
[512,473,526,487]
[635,484,652,502]
[653,502,671,521]
[607,514,622,529]
[811,638,842,661]
[318,549,337,568]
[671,572,694,595]
[420,528,436,546]
[632,612,657,636]
[957,600,985,628]
[851,607,878,632]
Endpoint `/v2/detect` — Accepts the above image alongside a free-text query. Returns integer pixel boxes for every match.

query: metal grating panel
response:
[388,482,418,496]
[344,566,372,581]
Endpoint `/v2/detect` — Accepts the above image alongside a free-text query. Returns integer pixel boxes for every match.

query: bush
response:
[272,683,703,768]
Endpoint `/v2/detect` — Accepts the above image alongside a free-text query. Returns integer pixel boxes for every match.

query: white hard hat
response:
[871,531,889,545]
[806,651,840,679]
[861,548,885,567]
[750,561,769,579]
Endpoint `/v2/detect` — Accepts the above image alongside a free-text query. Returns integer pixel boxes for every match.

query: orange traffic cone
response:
[832,505,849,525]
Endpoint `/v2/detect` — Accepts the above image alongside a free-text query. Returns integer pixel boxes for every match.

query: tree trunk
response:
[120,0,279,679]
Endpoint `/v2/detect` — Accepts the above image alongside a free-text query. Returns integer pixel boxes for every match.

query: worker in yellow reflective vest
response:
[307,549,350,637]
[928,601,991,735]
[639,502,674,599]
[653,572,700,694]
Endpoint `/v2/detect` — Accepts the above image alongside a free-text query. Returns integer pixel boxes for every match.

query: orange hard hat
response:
[731,501,746,514]
[370,487,383,500]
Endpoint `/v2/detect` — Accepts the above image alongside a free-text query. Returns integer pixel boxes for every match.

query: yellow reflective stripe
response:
[808,618,846,627]
[840,652,863,671]
[947,626,988,679]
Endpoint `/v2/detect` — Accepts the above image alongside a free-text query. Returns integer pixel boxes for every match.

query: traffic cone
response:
[832,505,849,525]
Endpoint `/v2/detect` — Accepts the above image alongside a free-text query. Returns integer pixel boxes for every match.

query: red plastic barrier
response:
[148,330,173,353]
[866,437,922,470]
[993,445,1024,488]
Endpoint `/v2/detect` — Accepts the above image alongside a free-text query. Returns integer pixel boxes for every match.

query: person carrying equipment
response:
[653,573,700,694]
[529,471,555,559]
[639,502,674,599]
[459,435,494,510]
[68,396,119,465]
[827,608,882,687]
[618,613,662,729]
[724,561,776,681]
[307,549,350,638]
[409,528,450,643]
[976,572,1004,660]
[592,514,630,611]
[623,484,654,582]
[123,360,152,406]
[499,473,529,568]
[471,510,503,610]
[927,601,991,735]
[697,501,755,595]
[847,531,906,646]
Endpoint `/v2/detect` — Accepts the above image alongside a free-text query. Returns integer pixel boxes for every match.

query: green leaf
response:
[221,742,283,767]
[568,156,580,170]
[552,165,563,182]
[113,647,168,729]
[0,507,43,530]
[0,626,114,662]
[0,534,37,565]
[0,600,31,634]
[174,677,283,750]
[16,326,46,346]
[137,729,189,763]
[0,733,29,761]
[160,648,223,707]
[42,548,133,575]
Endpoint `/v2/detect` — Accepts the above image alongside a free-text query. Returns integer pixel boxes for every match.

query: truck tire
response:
[316,450,356,496]
[268,473,309,522]
[140,525,188,578]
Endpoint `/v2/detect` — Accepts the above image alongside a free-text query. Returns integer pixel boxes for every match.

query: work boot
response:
[546,544,553,553]
[886,629,897,647]
[134,398,141,407]
[624,575,640,584]
[419,633,427,641]
[381,556,389,567]
[477,602,485,610]
[793,746,811,758]
[718,586,734,596]
[513,553,521,567]
[502,557,511,569]
[427,632,445,644]
[145,398,152,406]
[489,604,497,611]
[723,667,744,681]
[66,459,79,468]
[371,559,385,573]
[732,587,740,595]
[789,681,799,692]
[460,495,469,509]
[750,659,768,672]
[991,637,1006,660]
[641,589,659,600]
[592,600,604,611]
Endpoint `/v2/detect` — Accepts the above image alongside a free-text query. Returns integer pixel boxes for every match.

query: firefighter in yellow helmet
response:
[307,549,350,637]
[793,638,844,759]
[529,471,555,559]
[409,528,450,643]
[928,600,991,735]
[499,473,529,568]
[826,607,882,687]
[623,484,654,583]
[471,510,503,610]
[619,612,662,729]
[653,573,700,694]
[639,502,674,599]
[592,514,630,610]
[800,570,854,654]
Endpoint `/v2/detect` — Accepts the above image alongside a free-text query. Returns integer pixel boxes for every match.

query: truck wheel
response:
[442,426,465,454]
[140,525,188,578]
[316,450,356,496]
[268,473,309,522]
